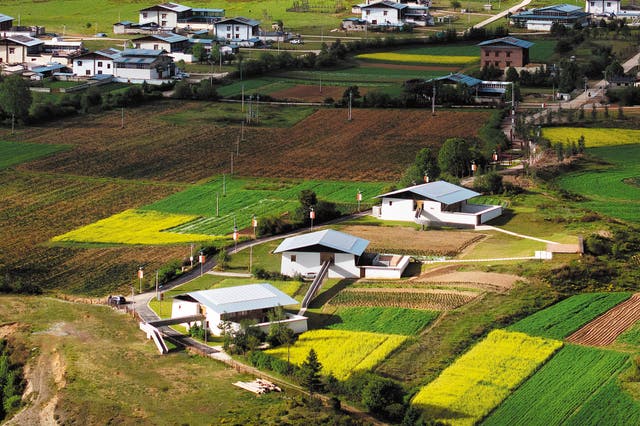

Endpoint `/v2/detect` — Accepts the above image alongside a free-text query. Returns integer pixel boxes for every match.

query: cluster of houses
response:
[156,181,503,344]
[0,2,291,83]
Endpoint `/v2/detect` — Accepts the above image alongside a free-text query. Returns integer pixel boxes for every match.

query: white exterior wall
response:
[585,0,620,14]
[216,23,253,40]
[379,197,418,221]
[280,252,321,277]
[362,7,401,25]
[135,40,171,51]
[140,10,178,28]
[169,51,194,63]
[254,314,308,335]
[73,58,114,76]
[171,299,200,321]
[114,67,156,80]
[329,253,360,278]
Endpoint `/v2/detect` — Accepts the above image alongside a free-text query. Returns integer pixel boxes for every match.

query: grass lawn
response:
[460,231,545,259]
[326,307,439,335]
[0,141,70,169]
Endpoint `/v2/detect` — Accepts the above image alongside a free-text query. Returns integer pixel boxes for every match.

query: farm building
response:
[214,17,260,41]
[373,181,502,227]
[510,4,590,30]
[274,229,410,279]
[170,283,307,336]
[477,37,534,69]
[424,73,511,97]
[0,13,13,31]
[112,48,176,83]
[139,2,225,31]
[113,21,160,35]
[73,48,121,77]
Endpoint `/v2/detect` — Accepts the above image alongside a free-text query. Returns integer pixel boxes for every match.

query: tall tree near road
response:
[0,76,32,133]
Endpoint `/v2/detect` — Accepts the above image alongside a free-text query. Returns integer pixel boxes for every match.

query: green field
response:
[1,0,349,36]
[276,67,448,83]
[483,345,630,426]
[327,307,438,335]
[508,293,631,340]
[555,144,640,223]
[143,176,386,236]
[0,141,69,169]
[564,379,640,426]
[158,102,316,128]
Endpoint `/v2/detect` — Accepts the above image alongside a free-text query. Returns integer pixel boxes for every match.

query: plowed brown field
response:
[566,293,640,346]
[13,101,490,182]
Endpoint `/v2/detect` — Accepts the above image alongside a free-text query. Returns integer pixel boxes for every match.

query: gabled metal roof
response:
[31,63,66,74]
[477,36,534,49]
[121,48,165,57]
[140,2,191,13]
[429,72,482,87]
[6,35,43,47]
[274,229,369,255]
[216,16,260,27]
[176,283,298,314]
[361,1,408,10]
[376,181,480,205]
[0,14,13,23]
[147,32,188,43]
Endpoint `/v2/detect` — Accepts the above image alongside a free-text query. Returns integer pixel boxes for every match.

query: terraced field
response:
[328,287,481,310]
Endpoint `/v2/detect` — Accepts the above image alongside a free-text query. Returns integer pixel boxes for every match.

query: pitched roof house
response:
[171,283,307,336]
[214,17,260,41]
[0,35,44,64]
[132,32,189,52]
[478,37,534,69]
[139,2,224,31]
[113,48,175,83]
[73,48,121,77]
[374,181,503,227]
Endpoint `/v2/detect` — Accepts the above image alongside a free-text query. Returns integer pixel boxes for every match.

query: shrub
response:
[473,172,503,194]
[361,375,406,416]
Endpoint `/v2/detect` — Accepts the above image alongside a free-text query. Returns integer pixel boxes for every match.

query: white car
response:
[290,38,304,45]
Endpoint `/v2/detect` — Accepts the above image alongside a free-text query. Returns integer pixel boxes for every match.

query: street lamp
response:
[471,160,477,176]
[356,190,362,212]
[138,266,144,294]
[233,220,239,252]
[310,207,315,231]
[199,251,205,277]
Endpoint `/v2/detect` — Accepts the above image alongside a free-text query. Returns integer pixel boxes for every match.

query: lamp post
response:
[471,160,477,176]
[138,266,144,294]
[356,190,362,212]
[310,207,315,231]
[233,219,239,252]
[250,215,257,273]
[199,251,205,277]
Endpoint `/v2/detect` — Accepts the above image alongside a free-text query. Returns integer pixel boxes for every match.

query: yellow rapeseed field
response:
[543,127,640,147]
[356,52,478,65]
[411,329,562,425]
[51,209,219,245]
[266,329,406,380]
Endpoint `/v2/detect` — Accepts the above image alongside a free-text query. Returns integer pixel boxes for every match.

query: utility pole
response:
[223,174,226,196]
[155,270,159,301]
[256,95,260,124]
[241,84,245,112]
[216,192,219,216]
[121,107,124,128]
[230,152,234,175]
[348,91,352,121]
[432,85,436,116]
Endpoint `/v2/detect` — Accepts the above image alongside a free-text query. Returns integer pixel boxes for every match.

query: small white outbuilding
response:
[274,229,369,279]
[171,283,307,336]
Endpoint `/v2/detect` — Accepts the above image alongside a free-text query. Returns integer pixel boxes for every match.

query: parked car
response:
[290,38,304,45]
[95,32,107,38]
[108,295,127,305]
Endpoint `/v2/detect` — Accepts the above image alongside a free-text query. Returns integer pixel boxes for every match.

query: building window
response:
[161,13,167,18]
[142,12,147,18]
[85,70,90,75]
[235,25,240,31]
[485,51,489,56]
[383,10,388,16]
[494,51,498,57]
[388,201,393,206]
[107,63,111,69]
[494,61,499,66]
[506,51,511,57]
[98,70,102,74]
[97,61,103,67]
[506,61,511,67]
[8,47,14,54]
[607,1,611,5]
[366,10,371,15]
[77,60,82,66]
[153,44,159,50]
[590,1,594,5]
[161,21,166,26]
[226,33,231,38]
[291,255,297,262]
[226,25,231,30]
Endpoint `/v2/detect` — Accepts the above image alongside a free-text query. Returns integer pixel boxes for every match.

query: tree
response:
[401,147,440,186]
[451,0,461,10]
[299,348,322,393]
[361,375,405,418]
[267,307,296,370]
[0,75,32,132]
[294,189,317,224]
[216,248,230,270]
[505,66,519,82]
[191,42,208,63]
[438,137,473,178]
[172,80,193,99]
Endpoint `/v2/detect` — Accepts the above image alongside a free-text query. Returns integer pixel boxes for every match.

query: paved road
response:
[474,0,532,28]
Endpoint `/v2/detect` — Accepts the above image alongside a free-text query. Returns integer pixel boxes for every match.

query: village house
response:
[360,1,433,27]
[424,72,511,98]
[214,17,260,41]
[275,229,411,280]
[113,20,160,35]
[72,48,121,77]
[132,32,189,52]
[510,4,590,30]
[373,180,503,227]
[112,48,175,83]
[170,283,307,336]
[139,2,224,32]
[478,36,534,69]
[0,35,44,64]
[584,0,620,15]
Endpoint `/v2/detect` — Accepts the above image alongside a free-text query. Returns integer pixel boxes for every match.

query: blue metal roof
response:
[32,63,66,74]
[0,14,13,24]
[192,8,224,13]
[512,4,589,19]
[178,283,299,314]
[121,48,164,57]
[361,1,408,10]
[477,36,534,49]
[150,32,188,43]
[429,73,482,87]
[376,181,480,205]
[274,229,370,256]
[189,38,213,44]
[216,16,260,26]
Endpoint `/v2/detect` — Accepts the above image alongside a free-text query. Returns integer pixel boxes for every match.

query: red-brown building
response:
[477,36,534,69]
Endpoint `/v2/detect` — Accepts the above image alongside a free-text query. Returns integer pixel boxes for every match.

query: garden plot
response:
[412,269,523,292]
[328,287,480,310]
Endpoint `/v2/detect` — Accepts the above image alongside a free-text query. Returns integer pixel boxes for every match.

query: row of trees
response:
[0,339,24,421]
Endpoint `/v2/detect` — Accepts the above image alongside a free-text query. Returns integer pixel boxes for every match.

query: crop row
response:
[265,329,406,380]
[327,307,439,336]
[411,329,563,426]
[356,52,478,65]
[51,209,221,245]
[508,292,631,339]
[483,344,629,425]
[542,127,640,148]
[563,378,640,425]
[328,289,479,310]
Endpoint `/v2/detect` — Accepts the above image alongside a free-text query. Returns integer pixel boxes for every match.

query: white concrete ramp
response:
[139,322,169,354]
